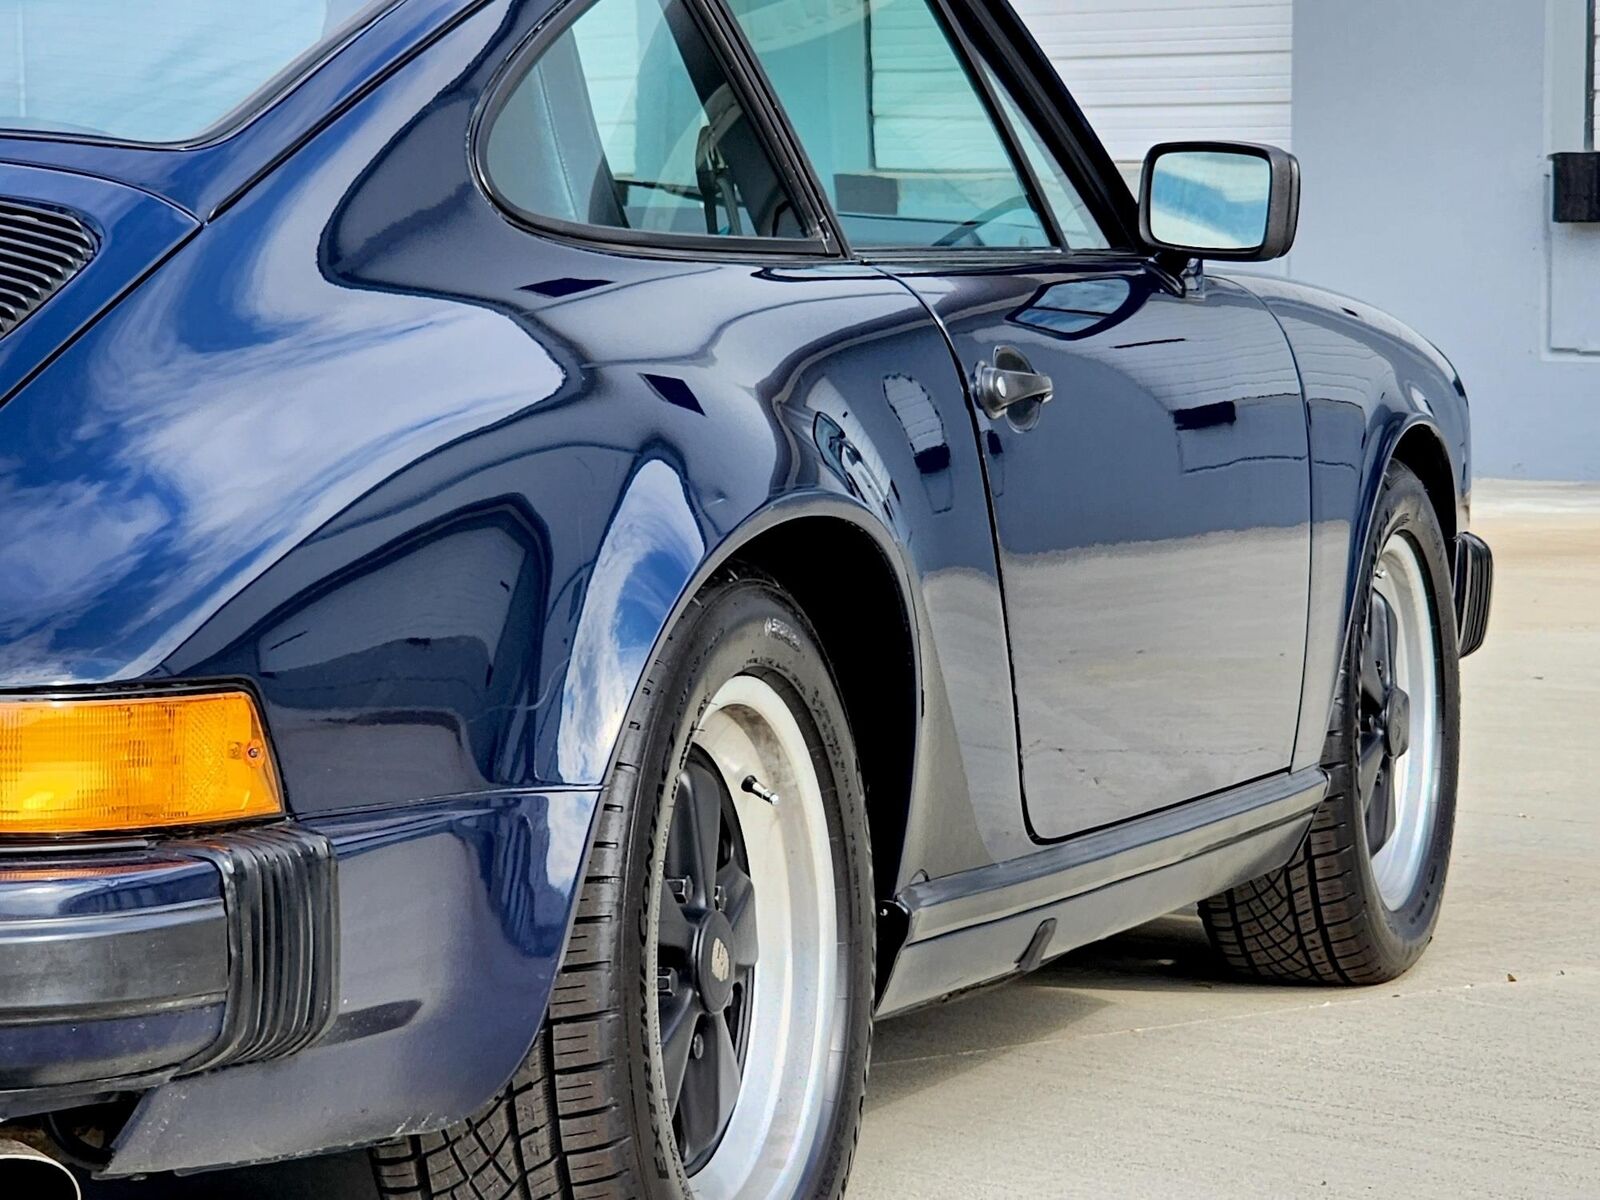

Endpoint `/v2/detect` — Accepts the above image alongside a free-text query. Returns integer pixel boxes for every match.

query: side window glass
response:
[979,61,1111,251]
[483,0,806,240]
[727,0,1052,249]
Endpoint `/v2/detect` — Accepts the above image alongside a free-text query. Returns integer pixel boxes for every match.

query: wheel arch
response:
[597,494,924,929]
[1326,416,1459,737]
[1295,415,1461,768]
[723,514,920,925]
[1390,421,1458,553]
[1357,419,1459,632]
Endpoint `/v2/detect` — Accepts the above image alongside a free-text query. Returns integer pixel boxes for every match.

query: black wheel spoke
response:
[672,765,724,905]
[1365,749,1396,854]
[660,991,699,1108]
[718,861,758,968]
[709,1012,741,1132]
[665,773,696,882]
[1357,729,1386,803]
[1379,590,1400,692]
[659,750,755,1173]
[1361,591,1393,709]
[676,1020,728,1167]
[1359,577,1406,857]
[658,879,698,959]
[1358,724,1396,854]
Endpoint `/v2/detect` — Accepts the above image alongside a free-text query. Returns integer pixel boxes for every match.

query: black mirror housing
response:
[1139,141,1300,262]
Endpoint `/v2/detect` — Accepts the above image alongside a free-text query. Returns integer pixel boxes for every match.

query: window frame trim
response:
[942,0,1141,253]
[930,0,1072,252]
[971,47,1113,253]
[702,0,1142,262]
[704,0,1069,258]
[468,0,840,261]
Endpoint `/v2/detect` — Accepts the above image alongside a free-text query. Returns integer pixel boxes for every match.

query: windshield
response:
[0,0,395,144]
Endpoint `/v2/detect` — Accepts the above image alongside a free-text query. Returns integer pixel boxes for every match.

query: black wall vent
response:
[1552,152,1600,223]
[0,199,97,337]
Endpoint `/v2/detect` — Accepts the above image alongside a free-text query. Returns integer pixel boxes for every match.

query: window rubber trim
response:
[468,0,839,262]
[694,0,847,255]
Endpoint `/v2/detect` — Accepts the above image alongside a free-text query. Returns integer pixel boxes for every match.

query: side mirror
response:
[1139,141,1300,262]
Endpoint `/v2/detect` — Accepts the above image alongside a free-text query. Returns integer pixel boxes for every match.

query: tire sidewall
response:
[616,576,874,1200]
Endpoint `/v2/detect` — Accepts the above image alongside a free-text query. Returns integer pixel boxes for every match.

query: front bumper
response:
[0,826,336,1119]
[1455,531,1494,657]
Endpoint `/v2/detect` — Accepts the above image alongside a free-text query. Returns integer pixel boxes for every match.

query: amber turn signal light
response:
[0,690,283,835]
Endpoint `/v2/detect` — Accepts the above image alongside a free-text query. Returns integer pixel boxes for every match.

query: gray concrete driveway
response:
[85,482,1600,1199]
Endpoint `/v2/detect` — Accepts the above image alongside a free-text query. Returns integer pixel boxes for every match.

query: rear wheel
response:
[371,572,874,1199]
[1199,461,1461,983]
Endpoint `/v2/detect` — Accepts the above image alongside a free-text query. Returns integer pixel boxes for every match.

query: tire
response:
[372,571,875,1199]
[1199,460,1461,984]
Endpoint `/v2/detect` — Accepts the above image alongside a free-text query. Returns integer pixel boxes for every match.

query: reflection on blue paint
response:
[556,459,704,781]
[1008,277,1136,340]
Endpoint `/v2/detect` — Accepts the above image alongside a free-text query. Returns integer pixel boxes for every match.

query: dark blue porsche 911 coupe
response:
[0,0,1493,1196]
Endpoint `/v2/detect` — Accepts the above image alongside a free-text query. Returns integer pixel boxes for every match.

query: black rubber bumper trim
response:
[174,825,339,1073]
[1455,531,1493,658]
[0,897,227,1022]
[0,825,337,1099]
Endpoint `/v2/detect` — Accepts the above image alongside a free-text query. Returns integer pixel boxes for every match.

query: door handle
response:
[973,345,1053,420]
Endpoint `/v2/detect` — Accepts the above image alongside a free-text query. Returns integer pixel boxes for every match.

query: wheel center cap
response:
[693,910,737,1012]
[1384,687,1412,758]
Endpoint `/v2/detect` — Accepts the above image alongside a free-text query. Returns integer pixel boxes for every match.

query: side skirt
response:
[876,767,1326,1016]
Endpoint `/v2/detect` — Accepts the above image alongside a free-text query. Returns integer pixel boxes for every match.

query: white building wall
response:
[1289,0,1600,480]
[1011,0,1291,183]
[1016,0,1599,479]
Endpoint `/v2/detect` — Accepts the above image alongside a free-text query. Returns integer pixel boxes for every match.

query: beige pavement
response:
[851,480,1600,1200]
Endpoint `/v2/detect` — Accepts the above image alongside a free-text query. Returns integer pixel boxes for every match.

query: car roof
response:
[0,0,484,221]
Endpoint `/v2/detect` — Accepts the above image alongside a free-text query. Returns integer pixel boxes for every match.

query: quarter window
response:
[483,0,806,241]
[727,0,1053,249]
[979,61,1110,250]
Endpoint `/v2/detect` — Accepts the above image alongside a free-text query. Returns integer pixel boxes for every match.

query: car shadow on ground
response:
[78,1146,378,1199]
[1029,909,1243,993]
[81,913,1233,1198]
[864,909,1254,1110]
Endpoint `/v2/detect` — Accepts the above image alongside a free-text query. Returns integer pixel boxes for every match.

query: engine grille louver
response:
[0,199,97,338]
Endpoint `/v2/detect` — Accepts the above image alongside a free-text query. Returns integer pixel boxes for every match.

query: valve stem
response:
[741,775,779,806]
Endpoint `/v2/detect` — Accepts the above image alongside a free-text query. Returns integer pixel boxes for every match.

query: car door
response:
[451,0,1035,879]
[725,0,1311,840]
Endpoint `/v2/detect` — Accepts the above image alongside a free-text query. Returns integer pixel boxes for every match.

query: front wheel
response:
[372,572,874,1199]
[1200,461,1461,983]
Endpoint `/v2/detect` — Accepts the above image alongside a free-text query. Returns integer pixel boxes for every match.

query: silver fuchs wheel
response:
[1363,530,1445,910]
[649,674,846,1199]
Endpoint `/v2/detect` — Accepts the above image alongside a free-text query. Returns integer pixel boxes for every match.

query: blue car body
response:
[0,0,1485,1177]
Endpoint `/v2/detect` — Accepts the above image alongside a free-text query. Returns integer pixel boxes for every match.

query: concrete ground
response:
[85,481,1600,1199]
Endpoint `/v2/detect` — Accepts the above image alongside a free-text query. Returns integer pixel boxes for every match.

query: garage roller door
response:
[1009,0,1292,187]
